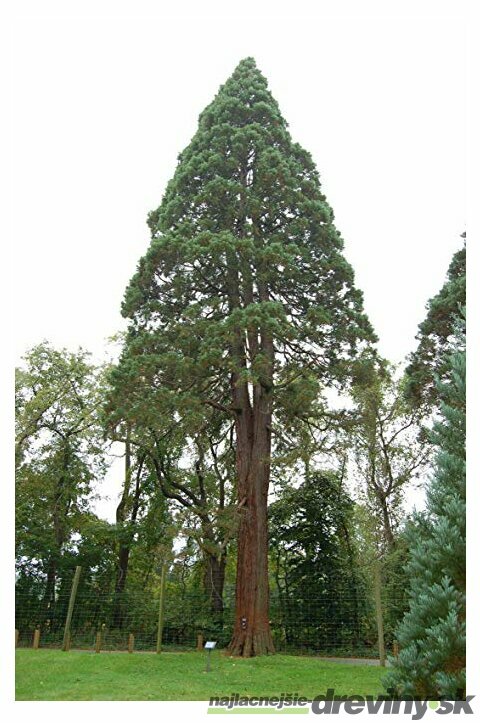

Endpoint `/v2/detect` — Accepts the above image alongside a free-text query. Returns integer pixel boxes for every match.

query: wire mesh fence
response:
[15,573,407,659]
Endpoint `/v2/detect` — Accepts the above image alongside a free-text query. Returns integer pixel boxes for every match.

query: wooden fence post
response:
[33,627,40,649]
[128,633,134,653]
[62,565,82,652]
[15,629,19,648]
[197,633,204,651]
[156,562,167,654]
[373,560,386,667]
[95,631,102,654]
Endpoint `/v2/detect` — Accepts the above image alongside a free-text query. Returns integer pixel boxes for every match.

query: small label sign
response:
[205,641,217,649]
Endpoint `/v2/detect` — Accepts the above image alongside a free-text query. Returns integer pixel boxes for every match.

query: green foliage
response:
[351,365,430,550]
[17,58,461,675]
[405,243,465,408]
[120,489,173,590]
[15,343,109,589]
[269,472,370,651]
[351,504,410,649]
[385,332,466,699]
[110,55,375,453]
[270,472,358,591]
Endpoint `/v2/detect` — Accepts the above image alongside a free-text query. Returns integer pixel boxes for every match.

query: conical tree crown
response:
[145,57,293,239]
[198,56,285,135]
[118,58,374,429]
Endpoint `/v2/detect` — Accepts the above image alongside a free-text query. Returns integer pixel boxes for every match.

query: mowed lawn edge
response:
[16,649,386,701]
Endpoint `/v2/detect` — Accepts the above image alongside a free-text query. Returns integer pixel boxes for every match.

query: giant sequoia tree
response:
[118,58,375,656]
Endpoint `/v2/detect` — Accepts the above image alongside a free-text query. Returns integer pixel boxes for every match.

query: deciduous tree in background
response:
[351,367,431,551]
[116,57,375,655]
[111,435,172,626]
[105,394,238,619]
[15,343,107,611]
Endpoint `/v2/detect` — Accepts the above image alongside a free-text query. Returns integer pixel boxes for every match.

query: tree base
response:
[228,629,275,657]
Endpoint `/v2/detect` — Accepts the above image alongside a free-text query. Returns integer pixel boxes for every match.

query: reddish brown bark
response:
[228,385,275,656]
[223,186,275,655]
[226,265,275,655]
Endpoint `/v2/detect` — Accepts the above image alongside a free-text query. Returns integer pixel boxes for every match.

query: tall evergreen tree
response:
[117,57,375,655]
[385,325,466,698]
[269,471,366,652]
[405,241,465,407]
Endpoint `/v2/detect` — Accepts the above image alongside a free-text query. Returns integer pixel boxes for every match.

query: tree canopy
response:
[15,343,108,609]
[110,57,376,656]
[405,242,465,407]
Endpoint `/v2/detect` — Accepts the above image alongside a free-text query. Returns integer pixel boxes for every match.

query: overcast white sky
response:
[11,2,466,521]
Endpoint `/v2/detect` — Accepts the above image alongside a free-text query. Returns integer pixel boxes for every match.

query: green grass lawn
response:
[16,649,386,701]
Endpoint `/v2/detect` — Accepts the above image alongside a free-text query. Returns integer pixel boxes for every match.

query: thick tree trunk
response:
[225,225,275,656]
[204,552,226,616]
[228,388,275,656]
[228,487,274,655]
